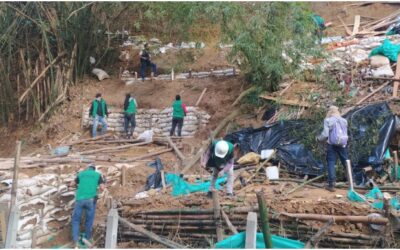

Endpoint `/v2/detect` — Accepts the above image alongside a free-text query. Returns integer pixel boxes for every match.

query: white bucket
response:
[265,166,279,180]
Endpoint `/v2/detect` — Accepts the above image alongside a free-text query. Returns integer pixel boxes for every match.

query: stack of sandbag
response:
[0,163,127,248]
[82,106,211,137]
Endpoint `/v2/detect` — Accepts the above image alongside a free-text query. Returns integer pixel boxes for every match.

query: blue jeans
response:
[92,115,107,137]
[326,144,348,185]
[72,199,96,243]
[140,61,157,80]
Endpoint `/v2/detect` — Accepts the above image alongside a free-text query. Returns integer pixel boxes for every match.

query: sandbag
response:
[237,152,261,165]
[372,64,394,77]
[370,55,390,68]
[92,68,110,81]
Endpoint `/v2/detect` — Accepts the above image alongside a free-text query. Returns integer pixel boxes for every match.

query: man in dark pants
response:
[123,93,137,138]
[170,95,187,137]
[139,43,157,81]
[71,164,104,248]
[317,106,349,192]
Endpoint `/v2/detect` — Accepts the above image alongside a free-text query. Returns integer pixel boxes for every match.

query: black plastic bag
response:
[144,157,164,190]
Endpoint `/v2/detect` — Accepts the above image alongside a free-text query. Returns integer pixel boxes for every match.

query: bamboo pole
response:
[118,217,186,249]
[257,191,273,248]
[285,174,325,195]
[166,137,185,161]
[79,141,150,155]
[195,88,207,106]
[280,212,388,225]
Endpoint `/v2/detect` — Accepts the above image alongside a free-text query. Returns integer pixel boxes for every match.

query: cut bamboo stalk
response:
[19,52,67,103]
[280,212,388,225]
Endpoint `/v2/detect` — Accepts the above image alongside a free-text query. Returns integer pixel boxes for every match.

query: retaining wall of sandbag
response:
[0,164,128,248]
[82,106,210,137]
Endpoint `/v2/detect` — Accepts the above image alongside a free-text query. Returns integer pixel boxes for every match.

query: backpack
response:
[329,119,348,146]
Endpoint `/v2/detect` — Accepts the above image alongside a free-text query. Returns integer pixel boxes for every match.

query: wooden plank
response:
[195,88,207,106]
[259,95,311,107]
[393,55,400,97]
[245,212,257,249]
[352,15,361,35]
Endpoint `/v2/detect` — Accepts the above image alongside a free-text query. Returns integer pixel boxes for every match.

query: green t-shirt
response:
[75,168,102,201]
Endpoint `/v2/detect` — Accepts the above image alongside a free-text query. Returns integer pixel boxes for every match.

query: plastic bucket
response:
[266,166,279,180]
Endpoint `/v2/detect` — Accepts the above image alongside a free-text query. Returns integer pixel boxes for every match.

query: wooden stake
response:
[212,190,223,242]
[256,191,273,248]
[346,160,354,191]
[121,166,127,187]
[393,55,400,97]
[356,81,390,105]
[161,170,166,189]
[393,151,398,182]
[304,219,334,248]
[9,141,21,210]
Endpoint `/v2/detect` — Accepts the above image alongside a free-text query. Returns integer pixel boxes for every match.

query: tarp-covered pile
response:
[225,102,398,184]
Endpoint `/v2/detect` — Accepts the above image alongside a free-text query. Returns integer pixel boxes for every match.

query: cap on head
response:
[87,163,96,170]
[215,140,229,158]
[176,95,181,101]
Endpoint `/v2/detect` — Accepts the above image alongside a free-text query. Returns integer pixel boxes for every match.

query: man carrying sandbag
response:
[317,106,349,192]
[201,140,236,198]
[89,93,109,138]
[71,164,105,248]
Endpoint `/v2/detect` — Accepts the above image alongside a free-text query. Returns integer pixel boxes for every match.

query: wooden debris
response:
[195,88,207,106]
[166,137,185,161]
[212,190,223,242]
[337,15,352,36]
[352,15,361,36]
[356,81,390,105]
[280,212,388,225]
[118,217,186,249]
[65,133,112,146]
[305,219,334,248]
[285,174,325,195]
[221,210,238,235]
[259,95,311,107]
[79,141,150,155]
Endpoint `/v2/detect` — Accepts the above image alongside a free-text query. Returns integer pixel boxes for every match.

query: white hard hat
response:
[215,141,229,158]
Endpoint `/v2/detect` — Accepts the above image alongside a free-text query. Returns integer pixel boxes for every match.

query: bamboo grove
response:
[0,2,114,125]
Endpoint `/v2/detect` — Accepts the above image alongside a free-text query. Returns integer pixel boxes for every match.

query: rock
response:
[370,55,390,68]
[372,64,394,77]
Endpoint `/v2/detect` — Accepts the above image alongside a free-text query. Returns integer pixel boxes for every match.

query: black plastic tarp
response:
[225,102,397,182]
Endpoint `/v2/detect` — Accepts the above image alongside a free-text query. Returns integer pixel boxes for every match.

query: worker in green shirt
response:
[123,93,138,138]
[312,14,332,42]
[170,95,187,137]
[71,164,105,247]
[89,93,109,138]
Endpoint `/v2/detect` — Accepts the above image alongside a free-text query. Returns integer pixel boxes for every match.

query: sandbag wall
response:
[121,68,239,83]
[82,106,210,136]
[0,163,127,248]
